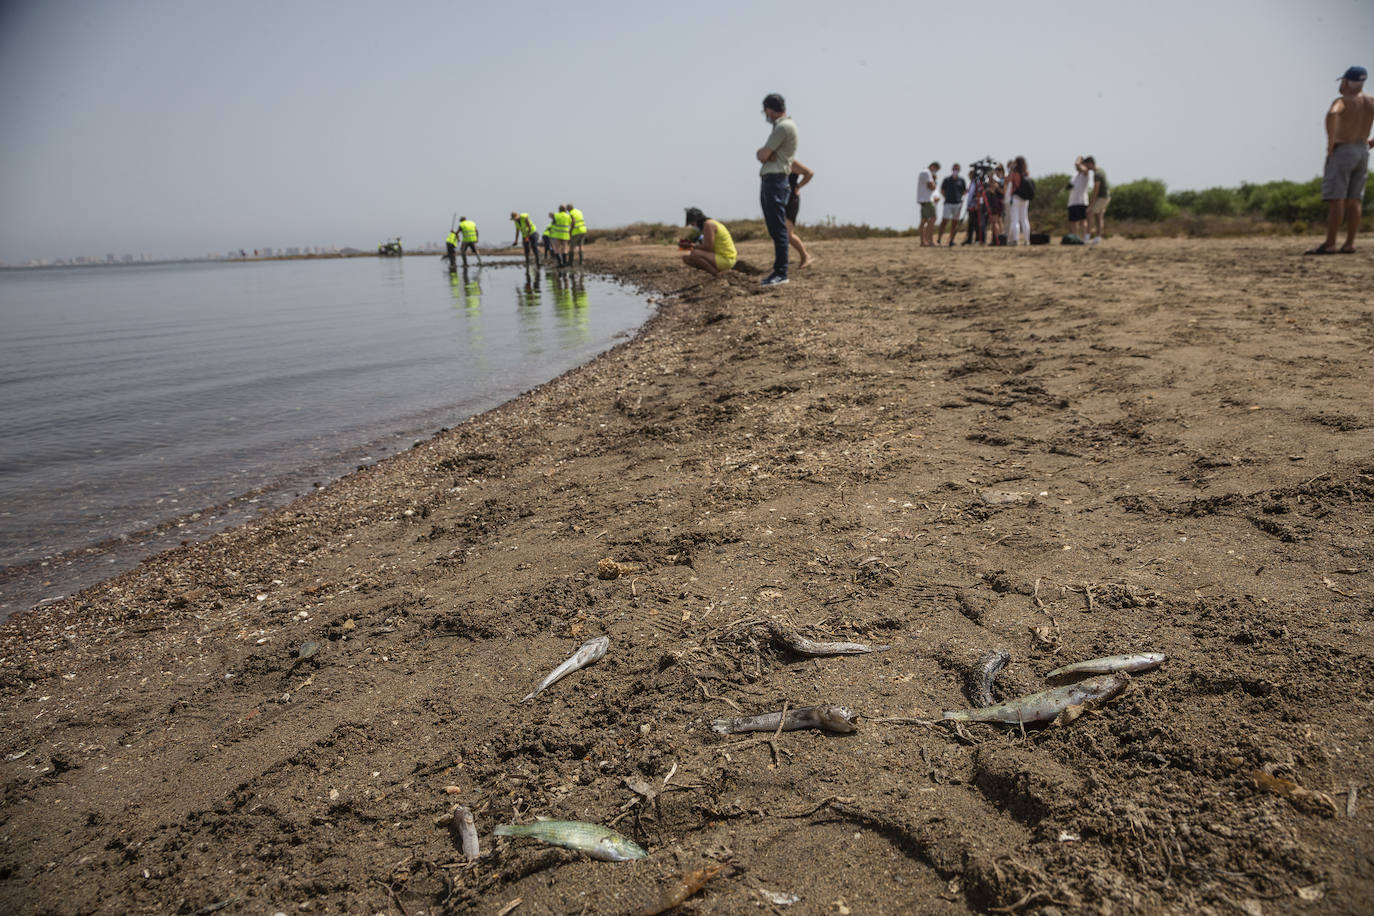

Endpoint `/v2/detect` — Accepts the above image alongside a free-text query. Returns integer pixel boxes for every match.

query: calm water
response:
[0,257,653,616]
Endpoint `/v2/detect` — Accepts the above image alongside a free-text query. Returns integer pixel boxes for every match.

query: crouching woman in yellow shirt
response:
[681,207,736,276]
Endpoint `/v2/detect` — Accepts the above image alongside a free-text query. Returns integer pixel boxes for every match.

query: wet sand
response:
[1,237,1371,914]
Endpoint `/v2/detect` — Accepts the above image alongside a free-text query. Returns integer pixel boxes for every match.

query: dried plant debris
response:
[1251,771,1340,817]
[633,864,724,916]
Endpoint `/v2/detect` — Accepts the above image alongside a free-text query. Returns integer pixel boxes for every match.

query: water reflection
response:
[549,271,590,338]
[451,266,484,350]
[518,265,542,308]
[463,269,482,311]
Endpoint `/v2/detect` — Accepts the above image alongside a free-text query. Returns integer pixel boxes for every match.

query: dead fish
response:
[493,819,646,861]
[769,621,890,656]
[285,639,321,676]
[968,649,1011,708]
[450,804,480,860]
[522,636,609,702]
[1046,652,1165,681]
[712,705,858,735]
[942,674,1128,725]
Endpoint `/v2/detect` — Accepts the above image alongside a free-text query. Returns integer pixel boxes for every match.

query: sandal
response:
[1304,245,1336,255]
[1338,247,1356,254]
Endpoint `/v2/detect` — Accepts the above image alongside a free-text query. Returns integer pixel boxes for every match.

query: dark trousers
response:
[760,173,790,276]
[965,208,985,244]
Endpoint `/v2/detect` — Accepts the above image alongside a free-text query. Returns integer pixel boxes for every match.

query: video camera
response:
[968,156,999,181]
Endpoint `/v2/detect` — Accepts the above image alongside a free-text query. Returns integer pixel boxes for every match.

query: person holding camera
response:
[1067,156,1094,241]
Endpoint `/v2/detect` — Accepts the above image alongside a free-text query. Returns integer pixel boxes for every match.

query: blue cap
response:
[1339,66,1367,82]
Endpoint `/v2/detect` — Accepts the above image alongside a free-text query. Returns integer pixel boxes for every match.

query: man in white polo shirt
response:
[917,161,939,247]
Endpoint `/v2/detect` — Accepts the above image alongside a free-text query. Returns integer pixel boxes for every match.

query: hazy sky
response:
[1,0,1371,263]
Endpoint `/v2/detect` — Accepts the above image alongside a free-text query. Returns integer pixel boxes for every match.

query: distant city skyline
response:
[1,0,1371,265]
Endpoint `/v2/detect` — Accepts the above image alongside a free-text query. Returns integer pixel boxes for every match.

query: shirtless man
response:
[1309,66,1373,255]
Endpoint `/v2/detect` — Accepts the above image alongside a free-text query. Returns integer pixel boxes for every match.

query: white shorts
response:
[942,203,962,221]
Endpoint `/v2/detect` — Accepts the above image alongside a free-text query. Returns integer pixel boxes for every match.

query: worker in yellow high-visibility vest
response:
[565,202,587,265]
[457,217,481,265]
[509,211,541,266]
[547,206,572,267]
[541,213,558,263]
[445,229,458,262]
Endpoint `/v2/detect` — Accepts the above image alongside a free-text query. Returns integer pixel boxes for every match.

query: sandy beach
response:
[2,237,1371,915]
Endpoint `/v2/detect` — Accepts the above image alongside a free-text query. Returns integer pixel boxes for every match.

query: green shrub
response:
[1110,179,1178,221]
[1029,171,1071,222]
[1168,190,1200,210]
[1192,187,1240,216]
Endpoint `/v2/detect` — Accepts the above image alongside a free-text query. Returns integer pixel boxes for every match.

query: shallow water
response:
[0,257,653,616]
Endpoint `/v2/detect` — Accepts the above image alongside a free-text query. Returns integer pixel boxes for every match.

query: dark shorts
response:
[1068,204,1088,222]
[785,192,800,223]
[986,196,1004,216]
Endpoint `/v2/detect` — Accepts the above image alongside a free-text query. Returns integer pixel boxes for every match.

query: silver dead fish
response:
[523,636,610,702]
[493,819,647,861]
[769,621,890,656]
[1046,652,1166,681]
[712,704,858,735]
[942,674,1128,724]
[969,649,1011,708]
[450,804,480,860]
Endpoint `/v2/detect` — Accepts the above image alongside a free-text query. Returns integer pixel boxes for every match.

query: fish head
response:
[595,834,648,861]
[817,706,859,733]
[577,635,611,662]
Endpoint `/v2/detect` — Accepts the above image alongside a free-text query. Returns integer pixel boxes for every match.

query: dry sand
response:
[1,237,1371,915]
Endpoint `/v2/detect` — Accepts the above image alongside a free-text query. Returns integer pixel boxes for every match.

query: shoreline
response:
[2,238,1371,914]
[0,260,649,619]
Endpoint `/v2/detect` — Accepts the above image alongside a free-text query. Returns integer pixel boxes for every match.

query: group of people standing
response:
[682,94,814,283]
[918,156,1110,247]
[509,204,588,269]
